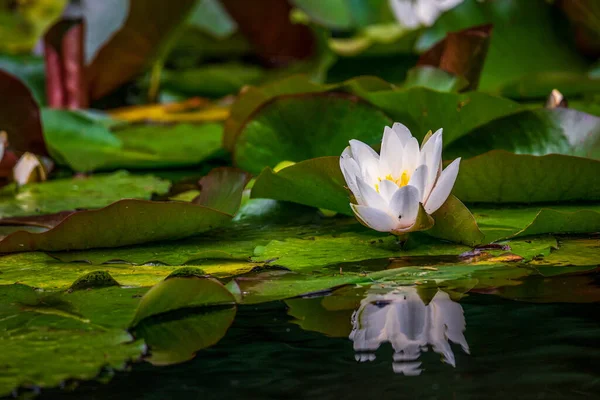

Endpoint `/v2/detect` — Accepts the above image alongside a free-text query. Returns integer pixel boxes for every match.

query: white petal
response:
[356,177,388,211]
[350,139,380,185]
[415,0,442,26]
[389,185,420,227]
[422,130,443,201]
[392,122,413,145]
[378,179,399,203]
[437,0,464,12]
[351,204,399,232]
[401,137,420,174]
[380,126,404,178]
[389,0,420,29]
[407,164,428,202]
[340,148,363,203]
[424,158,461,214]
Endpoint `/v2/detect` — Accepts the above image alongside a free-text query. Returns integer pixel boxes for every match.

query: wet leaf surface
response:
[42,109,224,172]
[0,171,169,218]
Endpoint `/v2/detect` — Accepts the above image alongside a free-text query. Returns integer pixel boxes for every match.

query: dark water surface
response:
[37,273,600,400]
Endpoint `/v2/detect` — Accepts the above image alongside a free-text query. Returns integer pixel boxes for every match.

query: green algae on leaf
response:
[0,285,146,397]
[0,171,170,218]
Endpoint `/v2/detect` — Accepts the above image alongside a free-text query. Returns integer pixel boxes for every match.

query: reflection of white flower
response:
[389,0,464,29]
[340,123,460,235]
[349,287,469,375]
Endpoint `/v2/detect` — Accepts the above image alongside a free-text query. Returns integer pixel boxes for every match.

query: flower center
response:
[375,171,410,192]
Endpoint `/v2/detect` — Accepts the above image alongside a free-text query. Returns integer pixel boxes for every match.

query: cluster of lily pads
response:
[1,0,600,396]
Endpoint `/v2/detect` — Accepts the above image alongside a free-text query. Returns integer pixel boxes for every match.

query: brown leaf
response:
[193,167,252,215]
[0,70,47,156]
[418,24,493,91]
[220,0,315,67]
[0,211,77,229]
[44,18,88,109]
[87,0,197,100]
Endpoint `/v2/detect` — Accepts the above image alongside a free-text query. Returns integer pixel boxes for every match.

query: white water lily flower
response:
[349,287,469,375]
[340,122,460,235]
[389,0,464,29]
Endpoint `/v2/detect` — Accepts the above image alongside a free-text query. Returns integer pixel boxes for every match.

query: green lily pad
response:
[473,204,600,242]
[419,0,590,94]
[363,88,522,146]
[0,200,232,253]
[0,284,146,397]
[223,75,393,151]
[446,108,600,160]
[403,66,469,92]
[42,109,223,172]
[234,93,392,174]
[161,63,266,98]
[0,171,170,218]
[453,151,600,203]
[251,157,350,215]
[252,158,483,245]
[131,275,235,326]
[133,307,236,366]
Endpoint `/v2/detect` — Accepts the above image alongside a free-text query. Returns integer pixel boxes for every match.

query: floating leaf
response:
[474,204,600,242]
[0,284,146,397]
[0,200,231,253]
[134,307,236,366]
[161,63,266,98]
[234,93,392,173]
[42,109,223,172]
[131,275,235,326]
[418,0,590,94]
[403,66,468,92]
[445,108,600,160]
[193,167,252,215]
[0,171,169,218]
[252,157,350,215]
[427,195,484,246]
[453,151,600,203]
[223,75,393,151]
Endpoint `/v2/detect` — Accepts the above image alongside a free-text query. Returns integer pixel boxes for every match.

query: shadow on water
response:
[35,272,600,400]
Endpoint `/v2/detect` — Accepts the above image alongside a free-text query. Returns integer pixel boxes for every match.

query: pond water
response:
[37,272,600,400]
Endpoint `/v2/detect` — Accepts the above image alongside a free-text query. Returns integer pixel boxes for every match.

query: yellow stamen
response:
[375,171,411,192]
[399,170,410,187]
